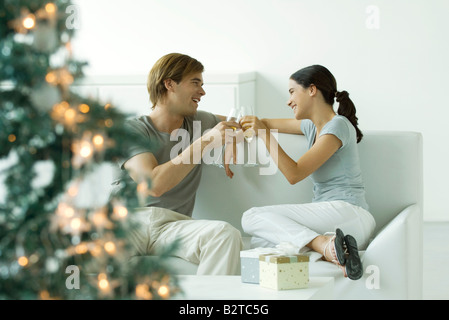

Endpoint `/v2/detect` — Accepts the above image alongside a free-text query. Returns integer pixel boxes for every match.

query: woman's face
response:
[287,79,312,120]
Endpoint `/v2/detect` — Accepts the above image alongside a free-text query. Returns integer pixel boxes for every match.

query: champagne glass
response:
[240,105,255,143]
[239,105,258,167]
[209,108,239,168]
[227,107,241,130]
[223,107,241,166]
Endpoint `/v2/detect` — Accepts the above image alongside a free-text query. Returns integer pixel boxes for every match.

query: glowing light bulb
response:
[75,243,88,254]
[70,217,82,230]
[114,206,128,219]
[99,279,109,290]
[98,273,110,291]
[98,273,107,280]
[45,3,57,14]
[23,15,35,29]
[104,241,116,255]
[64,206,75,218]
[45,72,57,84]
[63,206,75,218]
[64,108,76,124]
[79,104,90,114]
[89,244,102,257]
[40,290,50,300]
[136,284,152,300]
[18,256,29,267]
[158,285,170,299]
[67,184,78,197]
[92,134,104,147]
[79,142,93,158]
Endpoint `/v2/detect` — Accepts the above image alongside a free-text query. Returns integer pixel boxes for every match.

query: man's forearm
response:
[150,135,215,196]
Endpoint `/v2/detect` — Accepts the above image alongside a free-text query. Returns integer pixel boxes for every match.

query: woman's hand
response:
[239,116,268,136]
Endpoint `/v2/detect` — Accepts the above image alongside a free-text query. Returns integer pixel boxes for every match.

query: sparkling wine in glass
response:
[227,107,241,130]
[240,105,255,143]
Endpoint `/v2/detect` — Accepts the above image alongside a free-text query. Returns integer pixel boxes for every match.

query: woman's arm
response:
[262,130,342,184]
[241,116,341,184]
[275,134,342,184]
[261,118,303,135]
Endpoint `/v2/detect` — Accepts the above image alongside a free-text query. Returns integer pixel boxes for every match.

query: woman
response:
[239,65,375,280]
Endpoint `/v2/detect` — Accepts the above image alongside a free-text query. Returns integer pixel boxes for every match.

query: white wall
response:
[72,0,449,221]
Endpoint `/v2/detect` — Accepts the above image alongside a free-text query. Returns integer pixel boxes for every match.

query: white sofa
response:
[153,131,423,300]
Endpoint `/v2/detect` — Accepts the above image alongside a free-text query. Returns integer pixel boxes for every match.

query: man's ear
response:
[164,78,176,92]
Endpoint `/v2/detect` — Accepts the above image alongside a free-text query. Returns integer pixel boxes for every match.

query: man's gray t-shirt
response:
[300,115,369,211]
[119,111,220,216]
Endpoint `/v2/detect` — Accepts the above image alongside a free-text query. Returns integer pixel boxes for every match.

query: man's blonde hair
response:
[147,53,204,109]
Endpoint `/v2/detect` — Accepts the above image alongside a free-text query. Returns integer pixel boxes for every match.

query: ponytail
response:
[335,90,363,143]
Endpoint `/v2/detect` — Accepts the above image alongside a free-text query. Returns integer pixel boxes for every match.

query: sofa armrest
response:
[362,204,422,299]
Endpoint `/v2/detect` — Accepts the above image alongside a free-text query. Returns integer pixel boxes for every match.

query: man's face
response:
[168,72,206,116]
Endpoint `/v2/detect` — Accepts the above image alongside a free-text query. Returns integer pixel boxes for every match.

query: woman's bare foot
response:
[306,233,349,278]
[306,235,338,263]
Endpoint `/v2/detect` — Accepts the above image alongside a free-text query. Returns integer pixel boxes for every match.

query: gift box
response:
[240,248,280,284]
[259,254,309,290]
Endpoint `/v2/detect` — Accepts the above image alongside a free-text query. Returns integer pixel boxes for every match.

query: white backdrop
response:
[71,0,449,221]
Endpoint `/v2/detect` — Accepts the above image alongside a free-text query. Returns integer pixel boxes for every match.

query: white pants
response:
[129,207,243,275]
[242,201,376,253]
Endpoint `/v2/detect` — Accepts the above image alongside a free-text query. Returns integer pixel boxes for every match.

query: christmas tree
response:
[0,0,179,299]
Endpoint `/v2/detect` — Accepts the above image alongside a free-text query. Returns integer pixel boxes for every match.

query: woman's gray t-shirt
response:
[300,115,369,210]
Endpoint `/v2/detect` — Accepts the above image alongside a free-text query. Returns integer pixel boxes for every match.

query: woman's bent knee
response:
[241,206,266,232]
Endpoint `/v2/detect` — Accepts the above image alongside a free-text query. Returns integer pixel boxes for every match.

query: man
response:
[119,53,242,275]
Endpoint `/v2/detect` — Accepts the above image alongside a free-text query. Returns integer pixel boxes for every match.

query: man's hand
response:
[202,120,241,146]
[223,126,244,179]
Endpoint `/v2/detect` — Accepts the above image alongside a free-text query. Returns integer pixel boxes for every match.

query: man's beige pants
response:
[128,207,243,275]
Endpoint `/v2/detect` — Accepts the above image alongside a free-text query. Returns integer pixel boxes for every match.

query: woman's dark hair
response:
[290,65,363,143]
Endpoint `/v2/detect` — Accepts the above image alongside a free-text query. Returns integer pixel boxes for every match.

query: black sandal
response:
[344,234,363,280]
[323,228,347,266]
